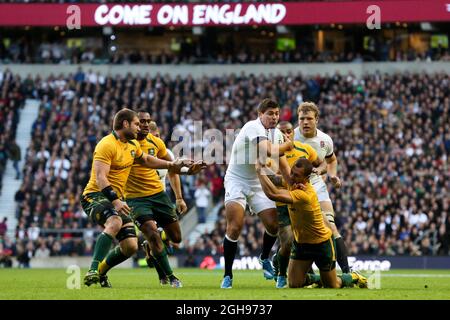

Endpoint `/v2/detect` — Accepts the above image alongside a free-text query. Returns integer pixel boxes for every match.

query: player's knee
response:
[104,216,122,236]
[141,220,158,236]
[266,224,278,237]
[121,242,138,257]
[169,232,182,244]
[146,228,160,244]
[322,281,340,289]
[226,222,243,239]
[280,242,291,257]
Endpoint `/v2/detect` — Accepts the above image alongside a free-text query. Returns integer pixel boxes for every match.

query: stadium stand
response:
[0,69,26,195]
[1,36,449,65]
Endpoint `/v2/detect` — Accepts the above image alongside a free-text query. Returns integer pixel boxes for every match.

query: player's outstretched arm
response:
[135,153,174,169]
[256,163,293,204]
[257,139,293,159]
[183,160,208,175]
[278,155,292,186]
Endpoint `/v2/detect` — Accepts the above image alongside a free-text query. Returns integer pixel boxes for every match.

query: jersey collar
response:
[112,130,120,140]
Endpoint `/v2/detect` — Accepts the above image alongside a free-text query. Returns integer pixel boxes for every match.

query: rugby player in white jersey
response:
[294,102,350,273]
[221,98,294,289]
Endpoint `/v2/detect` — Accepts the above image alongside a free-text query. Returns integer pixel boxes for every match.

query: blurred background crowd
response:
[1,67,448,268]
[1,0,449,268]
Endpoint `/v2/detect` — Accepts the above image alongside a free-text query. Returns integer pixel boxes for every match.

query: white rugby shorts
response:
[224,177,276,215]
[311,178,331,202]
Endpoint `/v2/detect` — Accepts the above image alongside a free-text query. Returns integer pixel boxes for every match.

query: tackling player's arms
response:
[312,157,327,176]
[256,163,293,204]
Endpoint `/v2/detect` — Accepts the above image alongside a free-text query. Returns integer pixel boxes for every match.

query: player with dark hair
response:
[122,111,204,288]
[81,108,193,286]
[221,98,293,289]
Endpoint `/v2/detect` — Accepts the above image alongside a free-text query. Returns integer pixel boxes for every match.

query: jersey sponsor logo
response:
[148,148,155,156]
[320,141,325,148]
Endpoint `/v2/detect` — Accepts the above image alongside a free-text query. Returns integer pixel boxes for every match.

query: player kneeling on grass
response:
[256,158,367,289]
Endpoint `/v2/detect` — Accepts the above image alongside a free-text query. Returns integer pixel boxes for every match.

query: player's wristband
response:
[101,186,119,202]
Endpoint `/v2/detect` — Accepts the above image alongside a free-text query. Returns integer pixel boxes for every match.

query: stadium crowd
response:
[0,69,25,194]
[2,36,450,65]
[0,67,449,267]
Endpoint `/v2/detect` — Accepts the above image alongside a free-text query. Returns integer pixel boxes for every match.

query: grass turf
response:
[0,268,449,300]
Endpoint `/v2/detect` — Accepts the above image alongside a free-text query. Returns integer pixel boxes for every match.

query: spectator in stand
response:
[8,139,21,180]
[16,241,33,268]
[0,241,13,268]
[194,180,211,224]
[0,217,7,237]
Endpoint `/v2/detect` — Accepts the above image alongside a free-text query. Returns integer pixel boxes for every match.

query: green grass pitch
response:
[0,268,449,300]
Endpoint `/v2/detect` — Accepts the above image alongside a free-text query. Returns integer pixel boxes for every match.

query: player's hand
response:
[291,182,307,191]
[312,167,321,175]
[112,199,131,215]
[169,158,194,173]
[282,133,294,151]
[329,175,342,188]
[187,160,208,175]
[176,198,188,215]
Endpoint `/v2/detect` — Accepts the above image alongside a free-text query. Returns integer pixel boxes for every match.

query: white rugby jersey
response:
[226,118,284,182]
[294,127,334,183]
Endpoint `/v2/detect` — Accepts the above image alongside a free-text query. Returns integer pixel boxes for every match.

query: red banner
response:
[0,1,449,27]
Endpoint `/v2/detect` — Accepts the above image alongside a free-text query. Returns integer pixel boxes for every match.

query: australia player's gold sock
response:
[90,232,113,272]
[99,246,128,275]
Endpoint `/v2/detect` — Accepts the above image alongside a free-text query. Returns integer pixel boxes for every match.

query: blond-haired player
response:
[294,102,350,273]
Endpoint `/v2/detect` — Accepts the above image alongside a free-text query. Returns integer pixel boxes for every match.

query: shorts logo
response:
[320,141,325,148]
[131,150,136,158]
